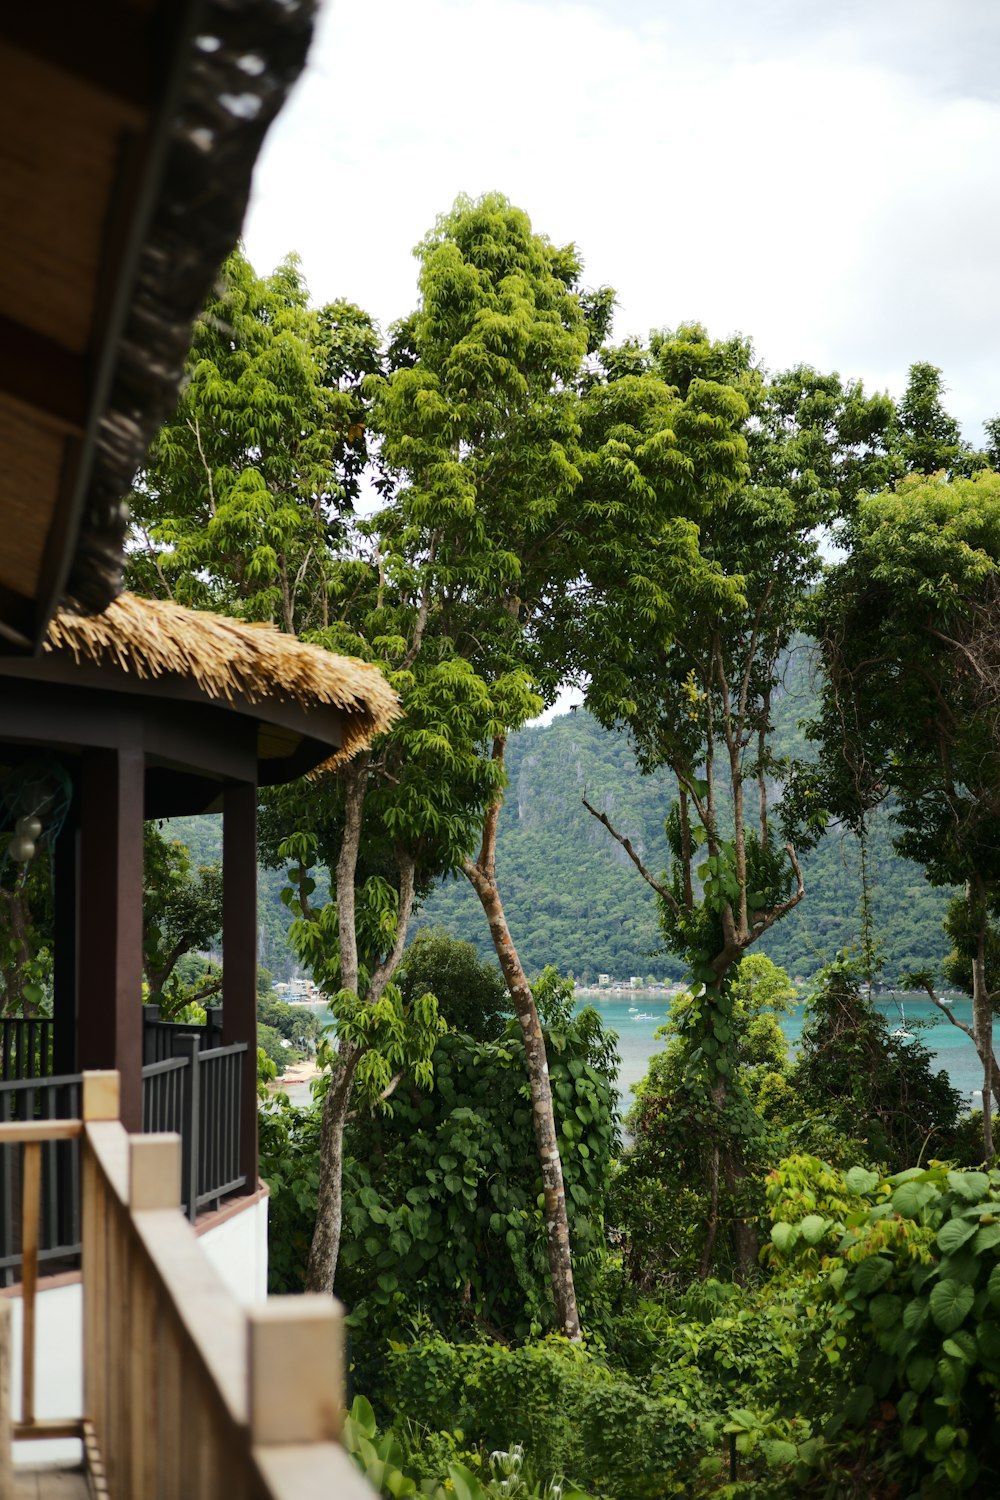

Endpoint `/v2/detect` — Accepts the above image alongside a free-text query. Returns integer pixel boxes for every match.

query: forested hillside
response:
[166,694,954,990]
[417,706,954,984]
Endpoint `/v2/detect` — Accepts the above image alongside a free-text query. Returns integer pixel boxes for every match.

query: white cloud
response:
[244,0,1000,438]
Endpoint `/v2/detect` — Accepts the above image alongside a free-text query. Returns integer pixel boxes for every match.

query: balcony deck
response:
[13,1462,89,1498]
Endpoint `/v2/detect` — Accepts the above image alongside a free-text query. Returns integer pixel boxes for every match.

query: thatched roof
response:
[45,593,399,771]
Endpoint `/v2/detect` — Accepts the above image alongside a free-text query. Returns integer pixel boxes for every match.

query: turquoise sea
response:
[578,991,984,1110]
[295,990,986,1114]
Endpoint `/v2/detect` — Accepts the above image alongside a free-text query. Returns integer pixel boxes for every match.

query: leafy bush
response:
[767,1155,1000,1493]
[387,1335,713,1498]
[344,1395,593,1499]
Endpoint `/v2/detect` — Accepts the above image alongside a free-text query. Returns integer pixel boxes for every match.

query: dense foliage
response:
[106,200,1000,1497]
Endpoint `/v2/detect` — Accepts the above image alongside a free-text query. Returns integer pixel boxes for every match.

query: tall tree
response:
[372,193,595,1336]
[812,469,1000,1155]
[576,326,897,1272]
[130,248,501,1294]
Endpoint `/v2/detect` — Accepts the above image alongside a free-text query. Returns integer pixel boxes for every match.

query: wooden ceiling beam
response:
[0,315,88,434]
[0,4,155,123]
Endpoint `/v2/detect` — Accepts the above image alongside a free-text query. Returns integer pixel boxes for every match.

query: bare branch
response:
[346,1070,405,1118]
[186,415,216,517]
[912,974,977,1044]
[582,797,680,915]
[750,843,806,939]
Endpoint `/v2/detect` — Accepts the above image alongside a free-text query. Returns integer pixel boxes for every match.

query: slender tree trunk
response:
[304,755,421,1294]
[306,1039,361,1292]
[464,740,581,1339]
[306,760,367,1294]
[969,880,995,1159]
[706,958,757,1280]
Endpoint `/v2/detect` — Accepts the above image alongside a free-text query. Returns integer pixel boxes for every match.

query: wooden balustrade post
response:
[81,1069,119,1465]
[127,1134,181,1499]
[0,1300,10,1498]
[173,1033,201,1221]
[82,1071,121,1124]
[129,1133,181,1212]
[20,1141,41,1426]
[247,1296,346,1447]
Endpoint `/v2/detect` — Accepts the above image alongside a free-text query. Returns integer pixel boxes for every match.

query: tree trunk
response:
[706,960,757,1280]
[464,754,581,1339]
[305,759,367,1294]
[969,881,995,1159]
[464,858,581,1338]
[305,1039,360,1292]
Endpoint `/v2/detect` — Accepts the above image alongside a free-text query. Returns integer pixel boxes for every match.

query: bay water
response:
[291,990,984,1114]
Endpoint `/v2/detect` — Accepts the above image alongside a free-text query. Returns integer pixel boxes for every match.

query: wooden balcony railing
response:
[1,1070,372,1498]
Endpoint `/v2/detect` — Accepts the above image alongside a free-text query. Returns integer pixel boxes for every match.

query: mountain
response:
[415,707,955,986]
[161,702,956,989]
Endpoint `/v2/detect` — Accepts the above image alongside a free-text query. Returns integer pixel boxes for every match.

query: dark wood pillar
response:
[77,744,145,1130]
[51,797,78,1078]
[223,779,258,1189]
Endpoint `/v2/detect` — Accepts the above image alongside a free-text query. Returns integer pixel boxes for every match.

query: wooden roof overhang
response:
[0,658,348,817]
[0,0,316,653]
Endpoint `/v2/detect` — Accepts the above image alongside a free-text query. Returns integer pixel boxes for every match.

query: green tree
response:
[895,361,981,478]
[371,193,599,1336]
[577,327,895,1272]
[130,247,502,1296]
[142,824,223,1016]
[397,927,509,1041]
[787,959,962,1170]
[128,248,380,634]
[812,469,1000,1154]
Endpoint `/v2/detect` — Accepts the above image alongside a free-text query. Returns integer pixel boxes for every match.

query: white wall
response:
[198,1193,270,1305]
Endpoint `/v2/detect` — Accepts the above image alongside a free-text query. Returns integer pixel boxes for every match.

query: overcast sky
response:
[244,0,1000,442]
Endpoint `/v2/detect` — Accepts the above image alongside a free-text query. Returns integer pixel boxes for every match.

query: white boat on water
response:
[891,1002,913,1041]
[634,1012,658,1021]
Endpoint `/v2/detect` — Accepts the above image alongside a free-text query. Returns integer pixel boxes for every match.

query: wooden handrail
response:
[1,1069,372,1496]
[0,1120,82,1143]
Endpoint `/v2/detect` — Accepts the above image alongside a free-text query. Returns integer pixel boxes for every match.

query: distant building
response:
[598,973,611,988]
[630,976,641,989]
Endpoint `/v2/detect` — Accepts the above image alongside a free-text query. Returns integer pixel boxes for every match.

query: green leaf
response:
[770,1221,800,1253]
[799,1213,827,1245]
[761,1439,797,1466]
[942,1329,977,1363]
[947,1170,990,1202]
[869,1292,902,1331]
[855,1256,894,1294]
[845,1166,880,1195]
[937,1217,978,1254]
[929,1279,975,1334]
[973,1222,1000,1253]
[975,1319,1000,1368]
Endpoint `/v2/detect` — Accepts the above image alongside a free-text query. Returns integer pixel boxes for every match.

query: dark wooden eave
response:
[0,0,316,653]
[0,654,345,814]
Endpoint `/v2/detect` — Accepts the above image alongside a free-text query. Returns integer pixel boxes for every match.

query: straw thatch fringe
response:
[46,593,399,771]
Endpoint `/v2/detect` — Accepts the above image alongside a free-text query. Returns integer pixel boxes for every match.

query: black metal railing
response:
[141,1005,225,1064]
[0,1015,248,1278]
[0,1074,81,1288]
[142,1033,247,1219]
[0,1018,54,1082]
